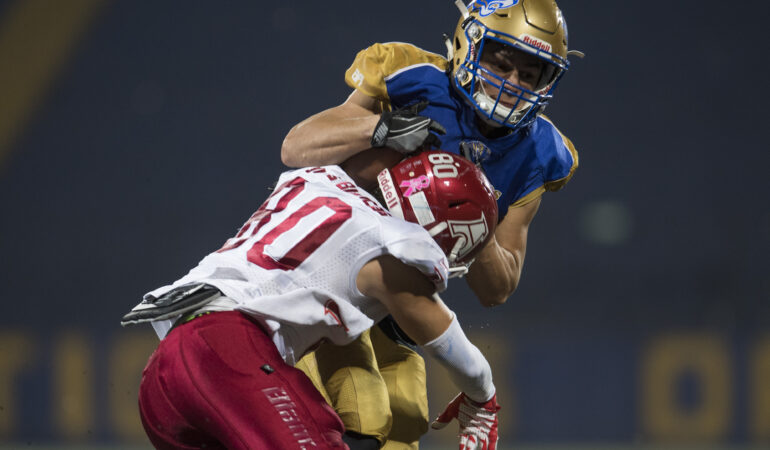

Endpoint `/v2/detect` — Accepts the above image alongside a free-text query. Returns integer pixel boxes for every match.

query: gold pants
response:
[296,326,428,449]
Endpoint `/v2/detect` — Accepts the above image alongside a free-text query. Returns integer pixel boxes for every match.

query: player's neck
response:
[475,117,513,139]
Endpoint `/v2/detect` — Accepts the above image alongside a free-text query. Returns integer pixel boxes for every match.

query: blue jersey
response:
[345,42,578,218]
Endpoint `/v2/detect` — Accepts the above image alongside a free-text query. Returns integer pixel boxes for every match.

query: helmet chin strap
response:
[426,220,473,278]
[447,265,470,278]
[473,82,530,127]
[449,237,466,263]
[428,221,448,237]
[454,0,470,19]
[443,33,454,61]
[447,241,470,279]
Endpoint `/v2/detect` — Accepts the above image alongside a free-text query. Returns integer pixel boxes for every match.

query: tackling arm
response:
[282,90,446,168]
[466,196,542,306]
[356,254,453,345]
[281,90,381,167]
[358,255,500,449]
[356,255,495,402]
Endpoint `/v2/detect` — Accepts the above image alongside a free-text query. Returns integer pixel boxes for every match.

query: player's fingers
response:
[436,394,463,424]
[429,120,447,135]
[459,433,472,450]
[430,406,456,429]
[430,405,457,430]
[424,133,442,150]
[409,100,430,114]
[430,418,450,430]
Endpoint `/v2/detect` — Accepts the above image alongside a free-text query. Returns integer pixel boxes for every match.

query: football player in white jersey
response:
[122,150,501,450]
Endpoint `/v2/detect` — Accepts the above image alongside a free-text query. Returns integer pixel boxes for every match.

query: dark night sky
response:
[0,0,767,444]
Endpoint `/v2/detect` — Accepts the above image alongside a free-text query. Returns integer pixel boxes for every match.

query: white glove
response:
[431,393,500,450]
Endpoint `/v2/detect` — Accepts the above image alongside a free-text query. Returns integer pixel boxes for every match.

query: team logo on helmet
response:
[447,214,489,261]
[471,0,519,17]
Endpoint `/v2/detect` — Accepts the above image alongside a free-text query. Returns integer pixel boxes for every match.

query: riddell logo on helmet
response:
[377,169,404,219]
[520,34,552,53]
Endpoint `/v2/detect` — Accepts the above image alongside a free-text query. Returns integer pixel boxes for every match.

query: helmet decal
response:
[399,175,431,197]
[407,191,436,226]
[377,168,404,219]
[470,0,520,17]
[520,34,553,53]
[448,214,489,261]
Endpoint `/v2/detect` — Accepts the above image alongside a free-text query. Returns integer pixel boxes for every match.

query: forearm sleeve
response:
[421,313,495,403]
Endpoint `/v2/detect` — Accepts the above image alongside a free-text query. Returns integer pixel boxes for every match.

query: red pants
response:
[138,310,348,449]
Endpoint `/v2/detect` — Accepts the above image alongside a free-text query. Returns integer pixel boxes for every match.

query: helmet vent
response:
[522,0,559,33]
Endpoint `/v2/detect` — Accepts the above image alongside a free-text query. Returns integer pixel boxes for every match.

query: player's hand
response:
[371,100,446,153]
[431,393,500,450]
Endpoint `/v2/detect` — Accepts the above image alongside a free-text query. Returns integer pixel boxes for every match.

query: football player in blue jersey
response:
[281,1,582,448]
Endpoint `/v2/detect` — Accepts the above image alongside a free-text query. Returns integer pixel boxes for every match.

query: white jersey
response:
[146,165,449,365]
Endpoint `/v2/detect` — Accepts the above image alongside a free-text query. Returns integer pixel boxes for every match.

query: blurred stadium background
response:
[0,0,767,448]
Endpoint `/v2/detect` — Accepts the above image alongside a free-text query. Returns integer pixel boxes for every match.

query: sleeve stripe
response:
[384,62,446,82]
[510,186,545,208]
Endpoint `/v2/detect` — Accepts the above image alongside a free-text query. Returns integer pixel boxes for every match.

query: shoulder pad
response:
[539,115,579,192]
[345,42,448,100]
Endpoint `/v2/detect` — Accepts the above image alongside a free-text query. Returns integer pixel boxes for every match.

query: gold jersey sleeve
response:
[344,42,449,101]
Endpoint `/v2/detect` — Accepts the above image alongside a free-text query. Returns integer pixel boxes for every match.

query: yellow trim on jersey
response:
[510,186,545,208]
[540,114,579,192]
[345,42,449,101]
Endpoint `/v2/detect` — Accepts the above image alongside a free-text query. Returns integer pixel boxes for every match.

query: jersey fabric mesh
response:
[144,165,448,366]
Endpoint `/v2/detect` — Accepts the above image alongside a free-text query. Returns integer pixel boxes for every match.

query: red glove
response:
[431,393,500,450]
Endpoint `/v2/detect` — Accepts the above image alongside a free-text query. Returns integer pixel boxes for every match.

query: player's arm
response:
[357,255,494,402]
[281,90,381,167]
[466,196,542,307]
[358,255,501,448]
[282,90,446,168]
